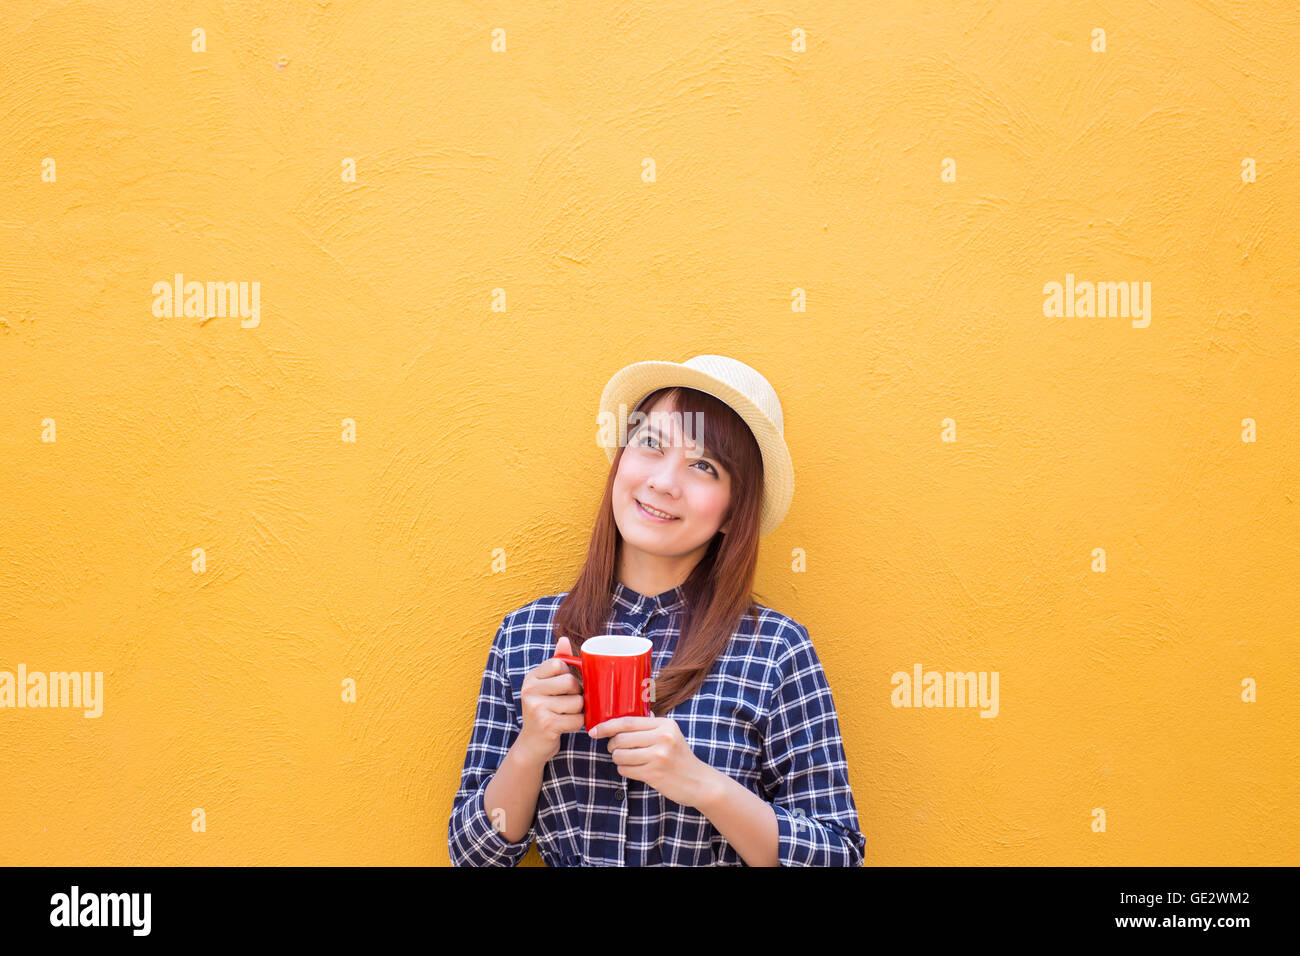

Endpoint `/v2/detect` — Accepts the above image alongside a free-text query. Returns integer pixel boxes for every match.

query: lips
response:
[636,499,679,521]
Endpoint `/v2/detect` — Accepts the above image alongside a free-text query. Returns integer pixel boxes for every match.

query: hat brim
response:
[598,360,794,537]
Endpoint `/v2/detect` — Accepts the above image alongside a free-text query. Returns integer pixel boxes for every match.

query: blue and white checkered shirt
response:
[448,581,865,866]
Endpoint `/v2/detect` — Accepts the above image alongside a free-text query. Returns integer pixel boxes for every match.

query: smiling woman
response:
[448,355,864,867]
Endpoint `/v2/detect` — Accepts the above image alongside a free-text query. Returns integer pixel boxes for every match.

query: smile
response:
[636,500,679,522]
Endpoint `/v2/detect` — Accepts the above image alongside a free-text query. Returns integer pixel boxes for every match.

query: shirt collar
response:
[611,580,688,620]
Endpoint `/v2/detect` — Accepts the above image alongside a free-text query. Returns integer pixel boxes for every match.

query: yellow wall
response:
[1,0,1296,866]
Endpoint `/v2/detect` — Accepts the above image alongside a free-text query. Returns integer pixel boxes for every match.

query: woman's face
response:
[612,396,732,566]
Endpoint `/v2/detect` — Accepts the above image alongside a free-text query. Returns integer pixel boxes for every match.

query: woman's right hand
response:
[515,636,586,764]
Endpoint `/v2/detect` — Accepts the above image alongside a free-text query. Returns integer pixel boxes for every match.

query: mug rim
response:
[580,634,652,656]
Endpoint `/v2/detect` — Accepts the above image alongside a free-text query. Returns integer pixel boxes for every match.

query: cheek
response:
[614,460,645,495]
[693,486,729,521]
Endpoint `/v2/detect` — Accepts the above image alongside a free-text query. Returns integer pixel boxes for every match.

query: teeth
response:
[640,501,676,519]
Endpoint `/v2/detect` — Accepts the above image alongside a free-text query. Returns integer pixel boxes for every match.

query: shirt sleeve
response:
[759,623,866,867]
[447,615,537,866]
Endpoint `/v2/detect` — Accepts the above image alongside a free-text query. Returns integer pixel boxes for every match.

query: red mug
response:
[552,634,654,731]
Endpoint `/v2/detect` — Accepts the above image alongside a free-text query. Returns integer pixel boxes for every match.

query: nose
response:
[648,452,685,494]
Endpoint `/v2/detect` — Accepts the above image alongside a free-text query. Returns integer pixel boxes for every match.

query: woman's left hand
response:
[589,716,719,810]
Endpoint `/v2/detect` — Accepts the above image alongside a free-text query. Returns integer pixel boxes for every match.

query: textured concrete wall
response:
[1,0,1296,865]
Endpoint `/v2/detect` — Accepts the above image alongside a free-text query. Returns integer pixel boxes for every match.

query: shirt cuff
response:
[772,803,796,866]
[771,803,864,867]
[773,803,825,867]
[464,784,533,860]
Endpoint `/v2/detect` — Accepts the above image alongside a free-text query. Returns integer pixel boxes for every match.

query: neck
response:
[615,547,701,599]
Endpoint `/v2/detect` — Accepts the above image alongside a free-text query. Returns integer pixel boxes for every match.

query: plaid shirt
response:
[447,581,865,866]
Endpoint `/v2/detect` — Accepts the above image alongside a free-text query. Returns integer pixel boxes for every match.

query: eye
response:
[635,431,718,476]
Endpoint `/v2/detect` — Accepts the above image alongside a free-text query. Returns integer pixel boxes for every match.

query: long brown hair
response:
[552,385,765,714]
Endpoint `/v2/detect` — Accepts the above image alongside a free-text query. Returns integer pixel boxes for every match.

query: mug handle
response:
[552,653,581,666]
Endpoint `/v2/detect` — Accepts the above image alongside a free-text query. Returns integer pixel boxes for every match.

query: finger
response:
[615,763,647,781]
[610,745,655,766]
[536,655,580,680]
[548,637,581,680]
[556,713,587,733]
[544,693,585,714]
[589,716,659,738]
[531,672,583,696]
[605,730,661,752]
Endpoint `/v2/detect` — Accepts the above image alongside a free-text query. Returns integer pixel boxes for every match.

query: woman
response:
[447,354,864,866]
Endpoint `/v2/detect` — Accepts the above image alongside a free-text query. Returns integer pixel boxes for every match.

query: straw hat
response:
[598,354,794,536]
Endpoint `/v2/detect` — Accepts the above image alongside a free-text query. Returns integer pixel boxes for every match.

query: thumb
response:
[555,635,573,656]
